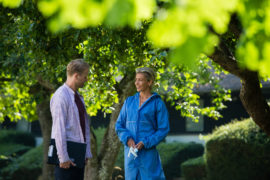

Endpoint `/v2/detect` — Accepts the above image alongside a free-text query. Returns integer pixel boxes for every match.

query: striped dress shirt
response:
[50,83,92,163]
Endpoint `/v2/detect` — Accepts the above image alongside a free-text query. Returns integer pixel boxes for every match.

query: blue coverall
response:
[115,92,170,180]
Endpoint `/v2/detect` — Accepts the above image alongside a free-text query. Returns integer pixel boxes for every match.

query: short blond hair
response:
[67,59,89,76]
[136,67,156,82]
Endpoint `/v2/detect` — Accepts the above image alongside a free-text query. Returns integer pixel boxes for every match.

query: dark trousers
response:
[55,165,85,180]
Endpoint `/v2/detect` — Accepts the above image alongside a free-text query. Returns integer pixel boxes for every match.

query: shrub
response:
[158,142,204,180]
[0,144,31,157]
[205,118,270,180]
[0,131,34,176]
[0,143,32,172]
[1,145,43,180]
[0,155,12,176]
[0,130,35,147]
[181,156,206,180]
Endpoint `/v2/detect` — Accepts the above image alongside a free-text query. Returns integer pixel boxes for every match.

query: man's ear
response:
[74,72,79,79]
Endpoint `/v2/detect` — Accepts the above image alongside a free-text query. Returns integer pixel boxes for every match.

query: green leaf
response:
[0,0,22,8]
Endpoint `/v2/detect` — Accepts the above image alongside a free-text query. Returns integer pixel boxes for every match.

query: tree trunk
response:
[85,75,136,180]
[240,72,270,135]
[97,102,123,179]
[84,127,99,180]
[37,97,54,180]
[210,16,270,135]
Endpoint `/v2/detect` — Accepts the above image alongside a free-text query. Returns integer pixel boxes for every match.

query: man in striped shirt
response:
[50,59,92,180]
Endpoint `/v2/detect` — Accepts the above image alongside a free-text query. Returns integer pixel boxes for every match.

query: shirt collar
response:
[64,83,83,98]
[64,83,75,95]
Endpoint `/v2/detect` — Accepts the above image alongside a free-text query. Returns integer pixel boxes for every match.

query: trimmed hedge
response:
[159,142,204,180]
[0,155,12,176]
[0,144,31,157]
[0,130,35,177]
[0,144,32,172]
[205,118,270,180]
[181,156,206,180]
[0,130,36,147]
[1,145,43,180]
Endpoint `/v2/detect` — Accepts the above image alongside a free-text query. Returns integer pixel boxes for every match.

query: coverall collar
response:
[135,92,160,110]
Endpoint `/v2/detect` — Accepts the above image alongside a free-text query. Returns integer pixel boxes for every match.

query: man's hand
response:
[60,160,76,169]
[127,138,135,148]
[135,141,144,150]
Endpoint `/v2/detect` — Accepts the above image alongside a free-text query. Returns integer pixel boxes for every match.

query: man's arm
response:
[50,94,70,164]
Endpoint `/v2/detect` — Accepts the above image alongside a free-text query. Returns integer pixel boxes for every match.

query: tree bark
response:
[85,75,136,180]
[210,15,270,135]
[98,103,123,179]
[84,127,99,180]
[240,72,270,135]
[37,97,54,180]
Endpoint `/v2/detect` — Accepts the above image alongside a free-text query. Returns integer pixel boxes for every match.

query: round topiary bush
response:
[181,156,206,180]
[158,142,204,180]
[205,118,270,180]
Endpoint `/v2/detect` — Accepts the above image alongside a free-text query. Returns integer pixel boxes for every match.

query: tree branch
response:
[209,41,242,76]
[36,76,56,92]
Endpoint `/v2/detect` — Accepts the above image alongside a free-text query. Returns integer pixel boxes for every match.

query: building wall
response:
[167,91,250,135]
[166,134,205,145]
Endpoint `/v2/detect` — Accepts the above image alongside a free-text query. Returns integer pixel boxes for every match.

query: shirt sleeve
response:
[50,94,70,163]
[85,115,92,158]
[115,99,133,146]
[80,97,92,159]
[142,99,170,149]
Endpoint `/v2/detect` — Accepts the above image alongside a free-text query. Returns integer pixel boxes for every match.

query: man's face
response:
[75,68,89,88]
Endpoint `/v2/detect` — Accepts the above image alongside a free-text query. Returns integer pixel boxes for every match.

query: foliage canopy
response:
[1,0,269,77]
[0,2,230,123]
